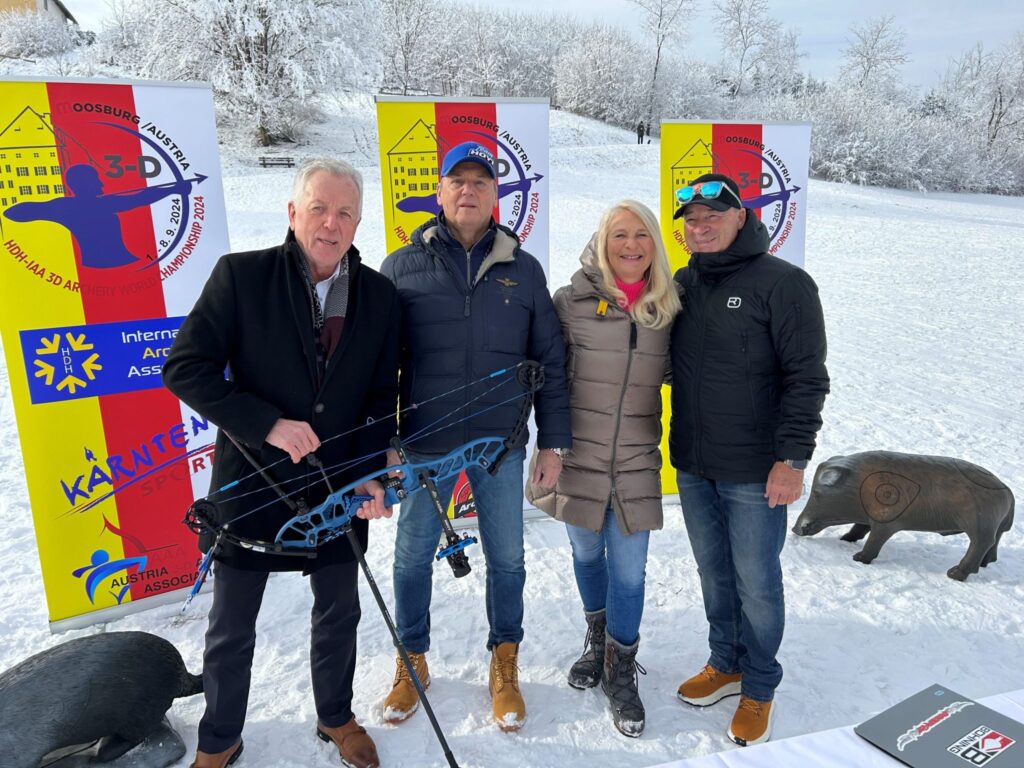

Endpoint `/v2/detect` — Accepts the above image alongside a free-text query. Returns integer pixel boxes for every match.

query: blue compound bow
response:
[182,360,544,603]
[179,360,544,768]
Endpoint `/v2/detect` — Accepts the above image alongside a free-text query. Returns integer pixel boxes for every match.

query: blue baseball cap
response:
[440,141,497,179]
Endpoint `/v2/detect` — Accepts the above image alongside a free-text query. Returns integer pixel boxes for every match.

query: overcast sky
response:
[68,0,1019,90]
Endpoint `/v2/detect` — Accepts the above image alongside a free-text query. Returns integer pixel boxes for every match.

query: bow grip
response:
[347,486,402,513]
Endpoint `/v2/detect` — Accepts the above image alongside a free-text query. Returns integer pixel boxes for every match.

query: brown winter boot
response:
[382,650,429,723]
[189,739,243,768]
[489,642,526,732]
[316,717,380,768]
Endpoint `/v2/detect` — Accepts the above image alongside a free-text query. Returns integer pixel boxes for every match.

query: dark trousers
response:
[197,559,361,752]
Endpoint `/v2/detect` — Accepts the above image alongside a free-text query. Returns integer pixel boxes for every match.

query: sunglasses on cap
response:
[675,180,742,207]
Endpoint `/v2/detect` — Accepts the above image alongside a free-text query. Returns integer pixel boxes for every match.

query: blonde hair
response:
[595,200,681,330]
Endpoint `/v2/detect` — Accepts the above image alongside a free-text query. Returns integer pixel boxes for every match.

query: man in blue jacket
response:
[380,142,570,732]
[670,173,829,747]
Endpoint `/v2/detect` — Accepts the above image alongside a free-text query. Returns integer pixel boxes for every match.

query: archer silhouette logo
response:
[0,111,206,273]
[32,331,101,395]
[4,163,202,269]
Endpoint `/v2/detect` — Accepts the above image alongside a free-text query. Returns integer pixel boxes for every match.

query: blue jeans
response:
[394,448,526,652]
[565,507,650,646]
[677,471,786,702]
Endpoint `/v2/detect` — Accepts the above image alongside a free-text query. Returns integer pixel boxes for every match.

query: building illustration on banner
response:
[385,118,544,237]
[386,118,440,211]
[670,139,714,191]
[0,106,65,212]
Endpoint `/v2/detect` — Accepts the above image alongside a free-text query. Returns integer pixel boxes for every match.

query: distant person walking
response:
[636,121,645,144]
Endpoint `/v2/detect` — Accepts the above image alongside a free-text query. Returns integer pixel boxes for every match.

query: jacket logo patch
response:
[496,277,518,287]
[727,297,742,309]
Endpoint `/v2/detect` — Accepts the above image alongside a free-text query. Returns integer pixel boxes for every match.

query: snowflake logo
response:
[32,332,102,394]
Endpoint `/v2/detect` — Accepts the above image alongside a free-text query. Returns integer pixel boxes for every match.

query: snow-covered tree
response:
[379,0,442,94]
[0,9,82,73]
[93,0,378,145]
[553,22,648,127]
[840,15,908,88]
[626,0,693,123]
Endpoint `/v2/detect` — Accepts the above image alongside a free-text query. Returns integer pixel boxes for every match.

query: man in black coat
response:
[163,159,399,768]
[669,173,829,747]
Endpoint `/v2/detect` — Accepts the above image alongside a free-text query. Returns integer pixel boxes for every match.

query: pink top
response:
[615,277,645,310]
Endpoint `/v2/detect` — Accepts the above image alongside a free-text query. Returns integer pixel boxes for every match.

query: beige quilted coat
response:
[527,236,671,534]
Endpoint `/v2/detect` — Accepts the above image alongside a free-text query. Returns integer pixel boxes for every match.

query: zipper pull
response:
[464,295,471,317]
[629,321,637,349]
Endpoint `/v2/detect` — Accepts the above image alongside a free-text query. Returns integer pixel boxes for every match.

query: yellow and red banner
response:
[376,96,549,270]
[660,121,811,271]
[0,78,229,628]
[659,121,812,492]
[375,97,550,519]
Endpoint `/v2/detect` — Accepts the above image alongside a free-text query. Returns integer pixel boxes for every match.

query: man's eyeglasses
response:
[675,181,742,207]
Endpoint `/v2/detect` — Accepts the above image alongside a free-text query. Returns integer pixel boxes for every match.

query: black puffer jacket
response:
[669,214,829,483]
[380,216,570,454]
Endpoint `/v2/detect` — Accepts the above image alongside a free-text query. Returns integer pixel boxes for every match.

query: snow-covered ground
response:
[1,98,1023,767]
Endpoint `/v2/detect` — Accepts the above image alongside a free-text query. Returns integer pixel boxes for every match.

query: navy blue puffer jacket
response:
[381,216,571,455]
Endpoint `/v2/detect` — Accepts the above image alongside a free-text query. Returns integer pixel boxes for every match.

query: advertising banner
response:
[375,96,549,519]
[660,121,811,270]
[0,77,229,629]
[659,121,812,492]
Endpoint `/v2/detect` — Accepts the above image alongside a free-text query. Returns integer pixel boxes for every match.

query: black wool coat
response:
[163,232,400,571]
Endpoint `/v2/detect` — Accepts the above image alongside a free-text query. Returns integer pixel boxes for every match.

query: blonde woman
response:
[529,200,681,737]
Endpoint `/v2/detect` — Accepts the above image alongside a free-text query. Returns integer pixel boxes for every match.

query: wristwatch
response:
[782,459,808,470]
[543,447,569,460]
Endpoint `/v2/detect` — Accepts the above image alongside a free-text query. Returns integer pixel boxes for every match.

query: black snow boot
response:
[601,633,646,737]
[567,609,606,689]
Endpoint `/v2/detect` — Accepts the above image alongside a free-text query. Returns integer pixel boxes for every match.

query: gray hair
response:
[290,158,363,219]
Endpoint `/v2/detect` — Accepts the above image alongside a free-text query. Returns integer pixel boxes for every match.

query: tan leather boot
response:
[381,650,429,723]
[677,663,742,706]
[489,642,525,732]
[728,695,775,746]
[189,739,243,768]
[316,717,380,768]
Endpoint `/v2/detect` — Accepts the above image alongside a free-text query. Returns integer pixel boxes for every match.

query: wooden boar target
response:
[859,471,921,523]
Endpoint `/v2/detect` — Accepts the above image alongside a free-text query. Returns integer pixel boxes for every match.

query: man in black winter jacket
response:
[669,173,829,747]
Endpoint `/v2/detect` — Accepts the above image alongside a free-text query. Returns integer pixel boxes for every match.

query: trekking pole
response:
[310,456,461,768]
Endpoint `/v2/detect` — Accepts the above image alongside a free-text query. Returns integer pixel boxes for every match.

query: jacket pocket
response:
[487,293,530,352]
